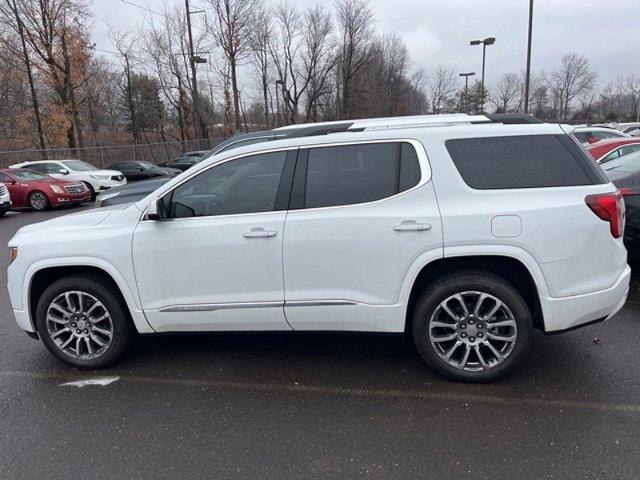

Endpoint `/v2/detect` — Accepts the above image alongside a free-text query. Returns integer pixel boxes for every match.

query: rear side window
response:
[446,134,607,189]
[303,142,421,209]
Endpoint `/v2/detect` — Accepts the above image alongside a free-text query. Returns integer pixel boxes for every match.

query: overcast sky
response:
[90,0,639,91]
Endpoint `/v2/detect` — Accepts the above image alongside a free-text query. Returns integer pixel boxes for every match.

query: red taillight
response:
[585,192,625,238]
[619,187,639,197]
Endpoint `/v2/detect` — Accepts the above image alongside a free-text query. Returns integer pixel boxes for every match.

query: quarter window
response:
[167,151,287,218]
[303,142,421,209]
[446,135,607,189]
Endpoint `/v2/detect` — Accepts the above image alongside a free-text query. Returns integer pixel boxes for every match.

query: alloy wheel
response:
[428,291,517,372]
[30,192,48,211]
[45,291,114,360]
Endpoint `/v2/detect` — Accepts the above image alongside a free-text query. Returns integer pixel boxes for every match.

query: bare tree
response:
[248,4,272,128]
[335,0,374,117]
[546,53,597,120]
[301,4,336,122]
[428,65,457,113]
[208,0,257,132]
[492,72,521,113]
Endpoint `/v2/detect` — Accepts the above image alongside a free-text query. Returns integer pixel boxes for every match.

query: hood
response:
[15,204,131,235]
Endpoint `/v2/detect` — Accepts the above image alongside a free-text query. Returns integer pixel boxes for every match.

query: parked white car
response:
[6,114,630,382]
[573,126,630,145]
[9,160,126,198]
[0,182,11,216]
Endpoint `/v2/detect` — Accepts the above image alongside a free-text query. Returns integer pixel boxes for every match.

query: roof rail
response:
[484,113,542,124]
[274,114,491,133]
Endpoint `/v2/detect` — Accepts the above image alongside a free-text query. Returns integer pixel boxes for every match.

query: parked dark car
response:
[160,151,208,172]
[109,161,181,182]
[600,150,640,256]
[97,124,354,207]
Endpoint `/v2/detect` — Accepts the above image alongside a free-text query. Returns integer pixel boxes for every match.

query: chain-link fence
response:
[0,138,225,169]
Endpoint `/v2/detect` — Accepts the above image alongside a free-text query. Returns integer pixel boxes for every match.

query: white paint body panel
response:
[6,120,630,337]
[131,212,291,332]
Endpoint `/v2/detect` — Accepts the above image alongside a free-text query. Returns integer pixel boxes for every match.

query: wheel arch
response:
[403,254,545,335]
[25,261,153,335]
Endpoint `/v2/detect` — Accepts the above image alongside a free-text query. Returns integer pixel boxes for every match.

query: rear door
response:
[282,140,443,333]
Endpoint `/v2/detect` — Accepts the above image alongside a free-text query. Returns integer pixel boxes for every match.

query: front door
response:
[132,149,296,332]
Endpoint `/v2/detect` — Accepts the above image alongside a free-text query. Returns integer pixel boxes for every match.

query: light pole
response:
[459,72,476,114]
[524,0,534,113]
[185,0,207,148]
[470,36,495,113]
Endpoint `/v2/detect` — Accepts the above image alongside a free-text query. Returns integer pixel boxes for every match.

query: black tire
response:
[412,271,533,383]
[35,275,133,369]
[28,191,50,211]
[0,210,6,217]
[83,182,96,201]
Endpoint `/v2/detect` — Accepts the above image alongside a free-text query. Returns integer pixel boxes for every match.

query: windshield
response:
[62,160,97,171]
[11,170,48,181]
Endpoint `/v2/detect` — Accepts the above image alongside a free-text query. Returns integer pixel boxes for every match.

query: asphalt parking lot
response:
[1,208,640,479]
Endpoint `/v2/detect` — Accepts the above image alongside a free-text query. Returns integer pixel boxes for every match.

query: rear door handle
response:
[243,228,277,239]
[393,221,432,232]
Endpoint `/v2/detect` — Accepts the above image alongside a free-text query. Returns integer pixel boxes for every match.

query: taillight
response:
[585,192,625,238]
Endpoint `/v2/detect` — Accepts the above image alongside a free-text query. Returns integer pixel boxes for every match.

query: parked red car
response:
[587,138,640,163]
[0,168,91,211]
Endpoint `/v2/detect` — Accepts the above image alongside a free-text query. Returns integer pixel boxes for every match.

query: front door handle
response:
[393,221,432,232]
[243,228,277,239]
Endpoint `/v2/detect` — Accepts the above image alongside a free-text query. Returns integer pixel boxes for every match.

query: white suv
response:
[10,160,126,198]
[0,182,11,216]
[6,114,630,382]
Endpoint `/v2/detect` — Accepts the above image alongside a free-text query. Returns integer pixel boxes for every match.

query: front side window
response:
[620,145,640,156]
[303,142,422,209]
[12,170,48,181]
[167,151,287,219]
[601,149,621,163]
[24,163,47,174]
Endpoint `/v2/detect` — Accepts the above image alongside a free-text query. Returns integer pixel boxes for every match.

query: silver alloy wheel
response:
[30,192,48,211]
[45,291,114,360]
[428,291,517,372]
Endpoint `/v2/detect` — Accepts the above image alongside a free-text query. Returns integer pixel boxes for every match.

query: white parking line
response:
[59,376,120,388]
[2,370,639,413]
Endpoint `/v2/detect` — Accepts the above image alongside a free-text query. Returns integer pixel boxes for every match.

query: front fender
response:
[17,257,154,334]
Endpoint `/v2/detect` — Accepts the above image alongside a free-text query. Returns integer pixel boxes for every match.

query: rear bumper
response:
[542,265,631,333]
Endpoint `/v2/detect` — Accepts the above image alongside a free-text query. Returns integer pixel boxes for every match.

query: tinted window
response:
[573,132,590,143]
[446,134,607,189]
[0,173,9,182]
[601,149,621,163]
[304,142,421,209]
[620,145,640,156]
[62,160,97,171]
[168,151,287,218]
[25,163,48,174]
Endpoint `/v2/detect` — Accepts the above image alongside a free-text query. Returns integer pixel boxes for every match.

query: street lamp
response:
[459,72,476,114]
[470,36,495,113]
[524,0,534,113]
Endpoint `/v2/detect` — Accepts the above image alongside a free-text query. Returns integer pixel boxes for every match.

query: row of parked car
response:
[0,152,207,213]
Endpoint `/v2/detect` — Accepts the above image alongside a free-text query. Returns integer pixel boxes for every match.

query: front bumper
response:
[542,265,631,333]
[51,193,92,206]
[0,199,10,212]
[94,178,127,191]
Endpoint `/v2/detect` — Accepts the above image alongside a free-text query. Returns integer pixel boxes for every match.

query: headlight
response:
[50,185,64,194]
[9,246,18,264]
[96,191,120,207]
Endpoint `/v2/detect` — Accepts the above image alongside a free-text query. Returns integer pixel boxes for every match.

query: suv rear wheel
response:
[412,271,533,382]
[35,275,132,368]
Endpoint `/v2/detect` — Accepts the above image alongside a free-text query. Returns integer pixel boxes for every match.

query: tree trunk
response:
[230,57,241,132]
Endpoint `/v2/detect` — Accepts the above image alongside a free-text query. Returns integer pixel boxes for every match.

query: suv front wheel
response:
[412,271,533,382]
[35,275,132,368]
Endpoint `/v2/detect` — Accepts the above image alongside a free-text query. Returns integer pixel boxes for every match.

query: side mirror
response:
[59,168,69,175]
[146,199,166,221]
